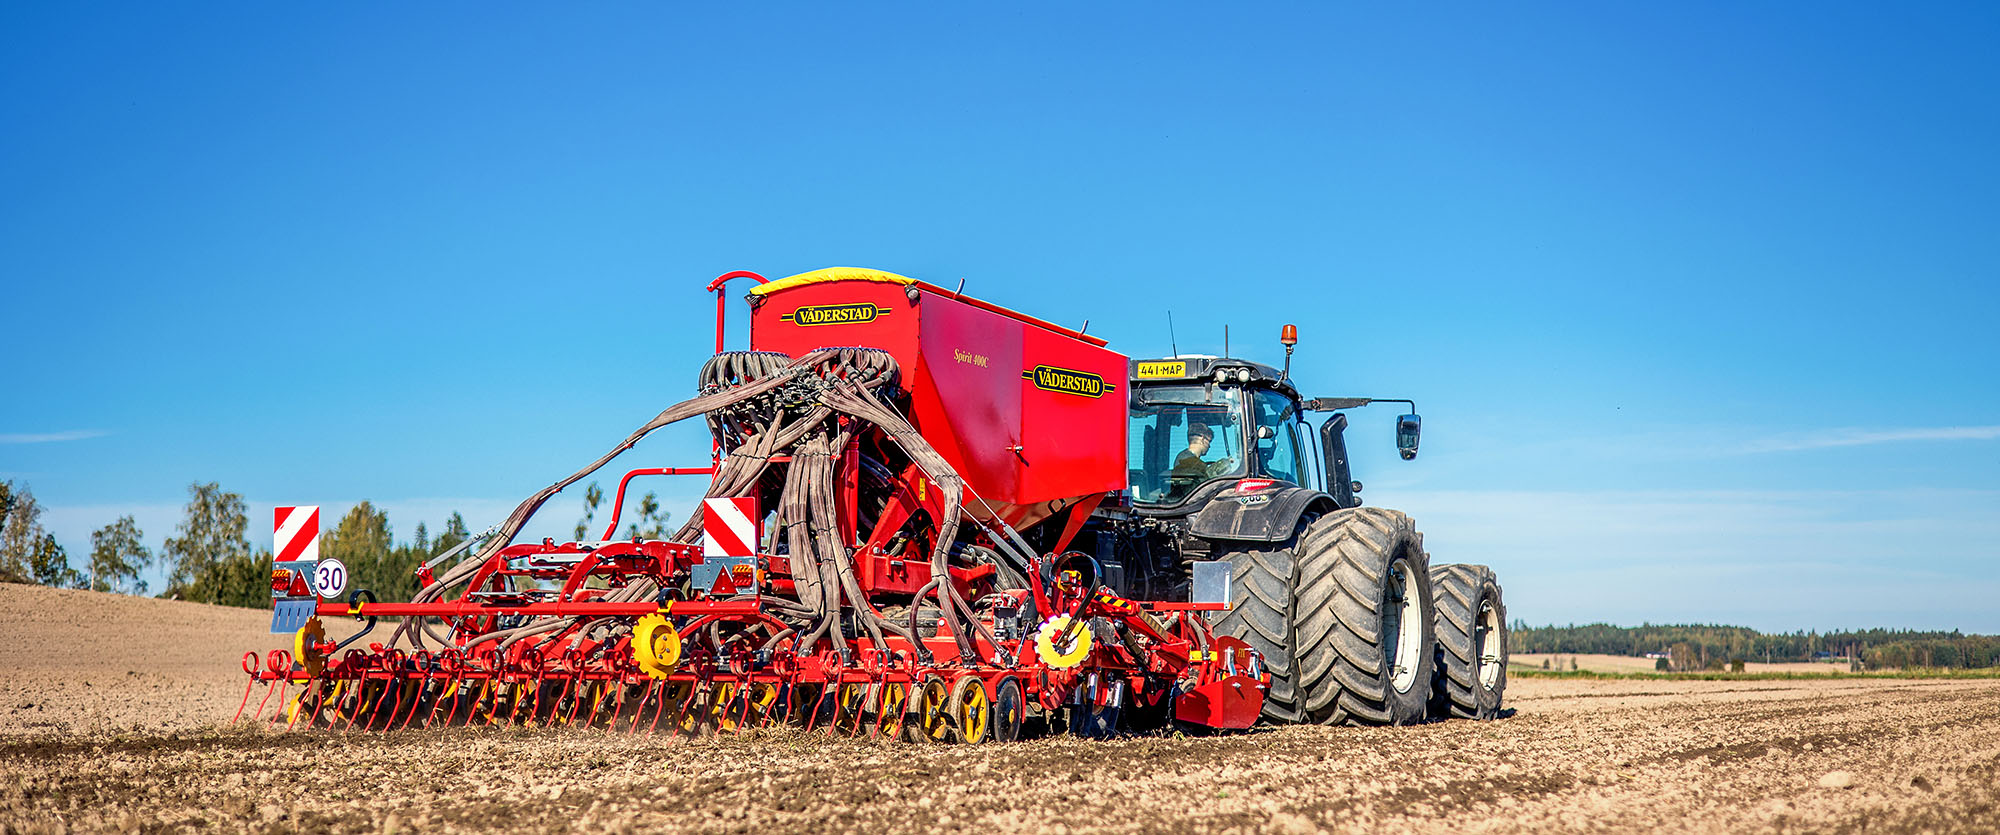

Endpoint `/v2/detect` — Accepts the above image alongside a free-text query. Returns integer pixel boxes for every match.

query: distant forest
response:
[1512,622,2000,670]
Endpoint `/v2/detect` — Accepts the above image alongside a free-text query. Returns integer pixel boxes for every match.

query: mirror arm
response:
[1305,397,1417,413]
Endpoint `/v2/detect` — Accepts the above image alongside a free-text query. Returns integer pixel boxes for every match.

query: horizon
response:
[5,4,1997,632]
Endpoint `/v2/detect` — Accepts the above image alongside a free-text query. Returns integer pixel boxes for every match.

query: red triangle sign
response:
[290,573,312,597]
[709,570,738,596]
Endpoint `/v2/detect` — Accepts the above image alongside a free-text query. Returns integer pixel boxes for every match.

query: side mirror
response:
[1396,414,1421,460]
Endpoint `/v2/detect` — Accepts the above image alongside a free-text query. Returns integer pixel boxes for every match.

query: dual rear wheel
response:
[1213,507,1507,725]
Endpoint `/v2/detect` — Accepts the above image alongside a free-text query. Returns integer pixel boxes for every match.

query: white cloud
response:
[1738,425,2000,454]
[0,429,109,444]
[1387,487,2000,633]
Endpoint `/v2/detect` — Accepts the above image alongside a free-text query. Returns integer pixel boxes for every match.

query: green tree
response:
[623,491,671,540]
[88,515,152,595]
[88,515,152,593]
[575,482,604,540]
[28,533,83,588]
[1,480,43,582]
[323,502,394,598]
[161,482,253,600]
[435,512,470,554]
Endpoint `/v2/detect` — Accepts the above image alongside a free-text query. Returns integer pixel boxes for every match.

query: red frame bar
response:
[600,467,715,540]
[315,599,761,618]
[707,270,768,355]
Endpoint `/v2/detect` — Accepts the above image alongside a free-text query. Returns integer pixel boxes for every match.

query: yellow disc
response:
[293,617,327,678]
[1033,615,1093,669]
[632,614,681,679]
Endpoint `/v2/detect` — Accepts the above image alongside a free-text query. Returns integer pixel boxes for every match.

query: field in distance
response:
[1513,652,1855,676]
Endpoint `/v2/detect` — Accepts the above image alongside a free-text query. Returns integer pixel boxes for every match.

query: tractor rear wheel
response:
[1291,508,1436,726]
[1211,539,1303,723]
[1429,563,1507,720]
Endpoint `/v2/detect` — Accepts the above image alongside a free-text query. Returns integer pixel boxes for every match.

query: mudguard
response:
[1186,485,1339,543]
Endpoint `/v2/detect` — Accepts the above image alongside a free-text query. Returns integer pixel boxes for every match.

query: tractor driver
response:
[1166,423,1234,500]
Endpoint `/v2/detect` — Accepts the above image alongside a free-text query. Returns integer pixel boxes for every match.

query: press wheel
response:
[949,676,990,744]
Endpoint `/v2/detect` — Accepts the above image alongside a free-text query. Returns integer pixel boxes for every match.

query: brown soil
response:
[3,583,1998,833]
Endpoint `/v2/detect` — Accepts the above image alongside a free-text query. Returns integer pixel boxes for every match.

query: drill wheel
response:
[949,676,990,744]
[909,676,952,743]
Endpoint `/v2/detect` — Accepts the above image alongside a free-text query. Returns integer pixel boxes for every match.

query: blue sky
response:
[3,4,1995,631]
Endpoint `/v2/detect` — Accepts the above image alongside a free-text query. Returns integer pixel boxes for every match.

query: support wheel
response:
[1291,508,1437,726]
[1429,563,1507,720]
[991,678,1025,743]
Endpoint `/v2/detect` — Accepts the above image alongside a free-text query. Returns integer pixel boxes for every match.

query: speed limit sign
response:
[313,558,348,599]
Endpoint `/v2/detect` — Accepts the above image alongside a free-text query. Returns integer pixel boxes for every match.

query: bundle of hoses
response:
[382,347,1023,671]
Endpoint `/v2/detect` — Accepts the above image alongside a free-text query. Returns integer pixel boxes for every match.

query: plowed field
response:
[3,583,1997,834]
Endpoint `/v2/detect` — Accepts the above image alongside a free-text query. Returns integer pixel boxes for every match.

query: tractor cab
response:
[1124,348,1423,517]
[1125,357,1315,512]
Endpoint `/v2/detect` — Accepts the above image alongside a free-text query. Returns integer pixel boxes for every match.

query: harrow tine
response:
[552,677,582,728]
[507,680,529,726]
[233,652,264,723]
[804,687,830,733]
[257,679,288,725]
[423,679,451,730]
[484,679,505,728]
[569,679,591,728]
[584,680,612,729]
[625,681,652,737]
[364,679,399,731]
[340,681,364,732]
[309,679,338,730]
[646,682,670,737]
[392,679,424,731]
[604,683,628,735]
[396,659,433,731]
[286,680,319,731]
[234,683,261,725]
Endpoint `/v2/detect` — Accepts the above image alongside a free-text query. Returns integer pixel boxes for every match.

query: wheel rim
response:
[1476,599,1503,691]
[1385,558,1425,694]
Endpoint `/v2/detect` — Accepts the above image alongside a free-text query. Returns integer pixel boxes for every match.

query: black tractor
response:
[1063,330,1508,725]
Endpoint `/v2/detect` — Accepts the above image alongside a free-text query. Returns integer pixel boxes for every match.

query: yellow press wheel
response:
[832,682,868,736]
[293,618,327,678]
[949,676,991,744]
[786,683,823,727]
[658,680,696,732]
[709,682,740,732]
[876,682,910,738]
[284,691,307,726]
[910,675,953,743]
[632,614,682,679]
[744,682,780,727]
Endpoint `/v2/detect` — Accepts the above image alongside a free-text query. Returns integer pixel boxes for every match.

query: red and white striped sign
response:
[702,497,759,558]
[274,506,321,563]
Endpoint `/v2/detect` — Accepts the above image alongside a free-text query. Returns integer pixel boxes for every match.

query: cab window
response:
[1127,385,1246,504]
[1252,390,1305,487]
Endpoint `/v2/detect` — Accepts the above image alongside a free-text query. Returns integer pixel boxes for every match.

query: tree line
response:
[0,478,666,609]
[1513,621,2000,670]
